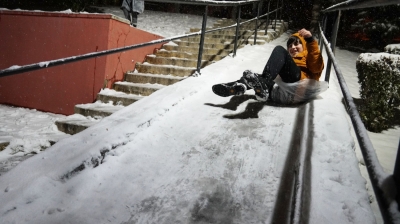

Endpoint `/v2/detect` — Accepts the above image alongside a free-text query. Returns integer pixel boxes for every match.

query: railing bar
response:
[1,34,183,77]
[324,10,341,83]
[322,0,400,12]
[254,1,260,45]
[324,58,333,83]
[394,140,400,208]
[319,15,327,51]
[196,5,208,75]
[319,24,398,223]
[145,0,263,7]
[273,1,277,31]
[265,0,271,35]
[241,8,279,24]
[330,10,341,55]
[233,6,241,57]
[202,8,278,35]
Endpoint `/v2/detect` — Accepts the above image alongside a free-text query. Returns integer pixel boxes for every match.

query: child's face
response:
[288,41,304,57]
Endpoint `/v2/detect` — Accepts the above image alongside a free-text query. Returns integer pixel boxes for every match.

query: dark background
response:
[1,0,399,52]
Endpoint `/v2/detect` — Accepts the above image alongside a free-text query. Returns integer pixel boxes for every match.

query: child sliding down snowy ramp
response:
[212,28,327,105]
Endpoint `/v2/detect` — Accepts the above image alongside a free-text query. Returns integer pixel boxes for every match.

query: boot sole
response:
[243,75,268,101]
[212,84,243,97]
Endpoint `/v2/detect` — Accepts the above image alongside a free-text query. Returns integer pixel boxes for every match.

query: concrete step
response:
[265,29,281,38]
[189,28,257,35]
[212,24,267,30]
[179,33,254,42]
[174,39,252,49]
[190,27,270,33]
[113,81,165,96]
[55,115,100,135]
[74,102,124,118]
[213,19,285,26]
[144,55,211,68]
[212,22,268,29]
[267,23,288,34]
[212,21,286,33]
[97,88,144,106]
[183,28,276,43]
[154,50,226,61]
[125,72,186,85]
[178,36,250,45]
[135,63,197,77]
[249,30,280,43]
[245,38,267,45]
[162,45,233,55]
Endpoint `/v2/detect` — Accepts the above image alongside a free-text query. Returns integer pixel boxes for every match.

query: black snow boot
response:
[212,81,247,97]
[241,70,269,101]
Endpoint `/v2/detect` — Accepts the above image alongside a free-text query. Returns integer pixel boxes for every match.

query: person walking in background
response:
[121,0,144,27]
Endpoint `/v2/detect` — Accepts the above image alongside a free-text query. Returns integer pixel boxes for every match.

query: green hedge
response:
[356,53,400,132]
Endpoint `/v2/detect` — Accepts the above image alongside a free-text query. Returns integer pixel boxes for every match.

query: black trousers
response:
[122,8,139,27]
[238,46,301,93]
[261,45,301,86]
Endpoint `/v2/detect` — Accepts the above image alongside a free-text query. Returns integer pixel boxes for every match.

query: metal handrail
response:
[318,0,400,221]
[0,0,280,78]
[322,0,400,12]
[144,0,261,7]
[319,25,399,223]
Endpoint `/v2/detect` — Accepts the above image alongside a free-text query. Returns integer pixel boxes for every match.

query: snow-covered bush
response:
[385,44,400,55]
[356,53,400,132]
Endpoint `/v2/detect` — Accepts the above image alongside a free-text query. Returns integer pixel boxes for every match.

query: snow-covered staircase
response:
[56,19,288,135]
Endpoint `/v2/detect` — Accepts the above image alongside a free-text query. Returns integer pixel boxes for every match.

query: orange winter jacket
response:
[291,33,324,80]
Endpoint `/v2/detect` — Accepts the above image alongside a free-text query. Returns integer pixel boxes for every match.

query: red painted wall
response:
[104,17,164,87]
[0,10,164,115]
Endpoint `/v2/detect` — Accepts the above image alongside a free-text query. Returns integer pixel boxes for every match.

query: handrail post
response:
[233,5,241,57]
[319,15,327,52]
[196,5,208,75]
[254,1,261,45]
[324,10,341,83]
[279,0,283,21]
[330,10,341,55]
[394,140,400,210]
[264,0,271,35]
[274,0,278,31]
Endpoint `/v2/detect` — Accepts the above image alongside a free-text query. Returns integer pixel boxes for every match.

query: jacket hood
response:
[290,33,308,57]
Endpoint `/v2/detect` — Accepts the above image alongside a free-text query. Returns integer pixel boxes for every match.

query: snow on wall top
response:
[0,8,129,24]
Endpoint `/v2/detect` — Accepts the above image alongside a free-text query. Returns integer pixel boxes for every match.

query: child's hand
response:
[298,28,312,38]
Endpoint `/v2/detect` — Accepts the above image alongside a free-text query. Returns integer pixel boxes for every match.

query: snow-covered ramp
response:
[0,35,375,224]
